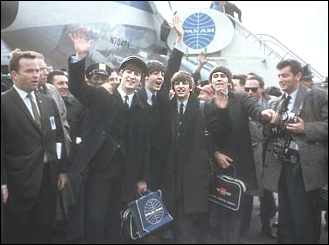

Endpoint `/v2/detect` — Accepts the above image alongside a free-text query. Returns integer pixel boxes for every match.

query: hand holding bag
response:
[120,190,173,240]
[208,164,246,211]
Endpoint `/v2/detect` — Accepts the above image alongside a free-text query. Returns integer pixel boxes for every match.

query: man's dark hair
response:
[9,49,37,73]
[171,71,194,90]
[232,74,247,86]
[276,59,303,76]
[47,70,66,84]
[209,66,232,83]
[247,75,265,88]
[146,60,166,75]
[265,86,282,97]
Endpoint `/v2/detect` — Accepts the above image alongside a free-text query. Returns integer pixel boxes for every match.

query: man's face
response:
[91,74,109,86]
[109,71,119,89]
[120,68,142,92]
[245,79,263,101]
[173,80,191,101]
[211,72,228,94]
[11,58,40,92]
[37,59,48,86]
[198,90,213,102]
[232,78,245,93]
[52,75,69,97]
[301,78,314,89]
[145,70,165,93]
[278,66,301,94]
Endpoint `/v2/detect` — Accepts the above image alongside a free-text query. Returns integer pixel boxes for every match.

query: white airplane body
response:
[1,1,325,86]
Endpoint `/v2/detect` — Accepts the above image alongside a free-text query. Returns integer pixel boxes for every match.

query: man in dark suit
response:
[1,50,68,244]
[264,59,328,244]
[161,70,235,243]
[68,28,150,244]
[137,16,184,192]
[210,66,275,244]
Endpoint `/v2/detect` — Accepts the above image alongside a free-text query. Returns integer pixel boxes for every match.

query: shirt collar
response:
[117,85,134,105]
[145,88,157,105]
[13,85,36,100]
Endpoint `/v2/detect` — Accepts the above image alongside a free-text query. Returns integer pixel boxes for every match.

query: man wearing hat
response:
[301,64,314,89]
[68,28,150,244]
[197,84,214,102]
[85,62,113,87]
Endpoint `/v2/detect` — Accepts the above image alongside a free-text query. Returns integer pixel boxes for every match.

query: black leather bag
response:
[208,164,246,211]
[120,190,173,240]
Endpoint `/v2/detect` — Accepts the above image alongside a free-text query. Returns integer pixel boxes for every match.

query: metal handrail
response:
[226,15,325,82]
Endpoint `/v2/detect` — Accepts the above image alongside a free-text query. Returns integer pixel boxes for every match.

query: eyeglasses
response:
[244,87,259,93]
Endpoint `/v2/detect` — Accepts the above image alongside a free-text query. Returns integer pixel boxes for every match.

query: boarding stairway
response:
[227,15,325,83]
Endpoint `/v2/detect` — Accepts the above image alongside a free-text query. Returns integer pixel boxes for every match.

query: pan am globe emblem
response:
[183,13,216,49]
[144,198,164,225]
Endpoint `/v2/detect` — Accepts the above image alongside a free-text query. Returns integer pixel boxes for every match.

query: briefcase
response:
[120,190,173,240]
[208,164,246,211]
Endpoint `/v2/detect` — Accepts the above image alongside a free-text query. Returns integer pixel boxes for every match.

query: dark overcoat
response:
[68,57,150,202]
[218,92,265,191]
[163,93,232,214]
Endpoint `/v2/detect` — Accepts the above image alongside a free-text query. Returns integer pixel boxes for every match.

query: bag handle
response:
[220,163,237,179]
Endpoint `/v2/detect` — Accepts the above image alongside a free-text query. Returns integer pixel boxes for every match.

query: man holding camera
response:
[263,59,328,244]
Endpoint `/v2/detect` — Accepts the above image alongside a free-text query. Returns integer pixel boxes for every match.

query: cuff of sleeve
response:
[174,44,185,54]
[1,185,7,189]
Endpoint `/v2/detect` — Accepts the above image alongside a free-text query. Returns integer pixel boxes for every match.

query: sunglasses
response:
[244,87,259,93]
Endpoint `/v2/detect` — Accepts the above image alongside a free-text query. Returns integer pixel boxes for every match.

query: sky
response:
[170,1,328,81]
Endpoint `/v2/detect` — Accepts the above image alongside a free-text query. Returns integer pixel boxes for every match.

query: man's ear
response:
[295,71,302,81]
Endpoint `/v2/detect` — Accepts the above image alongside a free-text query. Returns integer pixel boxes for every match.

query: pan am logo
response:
[183,13,216,49]
[144,198,164,225]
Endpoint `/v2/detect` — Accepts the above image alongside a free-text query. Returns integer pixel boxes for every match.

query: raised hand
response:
[173,16,184,45]
[198,52,207,66]
[70,28,93,59]
[213,87,229,108]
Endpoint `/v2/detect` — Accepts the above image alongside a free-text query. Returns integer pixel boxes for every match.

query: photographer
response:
[263,59,328,244]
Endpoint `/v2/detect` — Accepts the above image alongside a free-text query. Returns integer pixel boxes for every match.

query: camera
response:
[271,112,299,164]
[273,138,299,164]
[269,112,298,137]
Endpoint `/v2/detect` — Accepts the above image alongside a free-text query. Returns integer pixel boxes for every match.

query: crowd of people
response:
[1,15,328,245]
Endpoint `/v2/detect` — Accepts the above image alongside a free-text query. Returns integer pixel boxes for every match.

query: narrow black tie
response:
[281,95,291,113]
[151,93,156,107]
[124,95,129,108]
[179,103,184,120]
[27,93,42,129]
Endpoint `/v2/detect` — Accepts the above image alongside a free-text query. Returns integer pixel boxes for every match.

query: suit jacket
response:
[163,93,233,214]
[1,88,68,198]
[68,57,150,202]
[137,47,184,189]
[218,92,265,191]
[263,85,328,192]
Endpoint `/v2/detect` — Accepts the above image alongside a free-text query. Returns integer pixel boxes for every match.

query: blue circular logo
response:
[144,199,164,225]
[183,13,216,49]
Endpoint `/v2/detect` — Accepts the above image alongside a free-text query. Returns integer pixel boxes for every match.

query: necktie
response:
[179,103,184,120]
[281,95,291,113]
[124,95,129,108]
[151,93,156,107]
[27,93,42,128]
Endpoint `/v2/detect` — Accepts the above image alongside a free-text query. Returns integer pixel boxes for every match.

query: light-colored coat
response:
[263,85,328,192]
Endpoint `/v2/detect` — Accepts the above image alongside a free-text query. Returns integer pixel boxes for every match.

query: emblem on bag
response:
[144,198,164,225]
